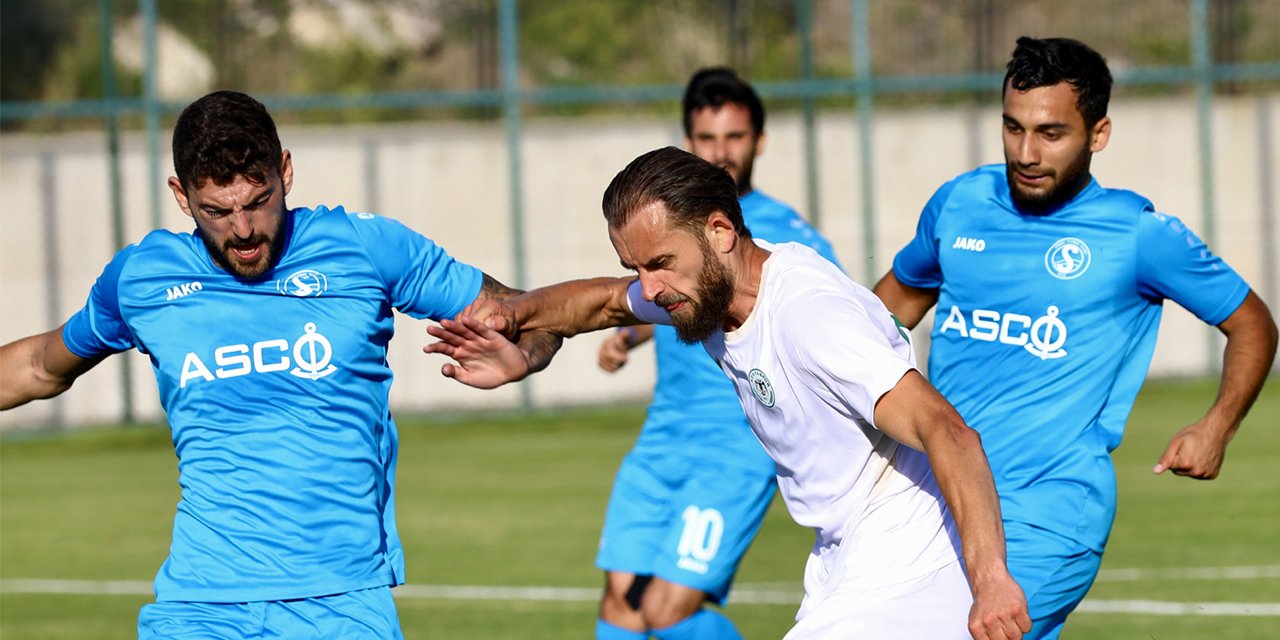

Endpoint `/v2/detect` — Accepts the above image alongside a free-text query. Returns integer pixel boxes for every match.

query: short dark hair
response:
[682,67,765,138]
[602,146,750,239]
[1004,37,1113,128]
[171,91,283,191]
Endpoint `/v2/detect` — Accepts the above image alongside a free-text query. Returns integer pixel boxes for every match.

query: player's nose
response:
[228,210,254,239]
[638,271,663,301]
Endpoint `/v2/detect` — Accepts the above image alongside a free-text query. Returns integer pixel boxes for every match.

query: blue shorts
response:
[1004,520,1103,640]
[595,450,776,604]
[137,586,402,639]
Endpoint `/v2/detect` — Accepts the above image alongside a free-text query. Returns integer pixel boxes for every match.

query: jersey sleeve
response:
[348,212,484,321]
[779,290,915,426]
[891,179,959,289]
[1135,210,1249,325]
[625,279,672,325]
[62,245,139,358]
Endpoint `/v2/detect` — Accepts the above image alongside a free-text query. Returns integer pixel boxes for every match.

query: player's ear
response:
[705,212,737,254]
[168,177,194,218]
[1089,116,1111,153]
[754,130,767,157]
[279,150,294,195]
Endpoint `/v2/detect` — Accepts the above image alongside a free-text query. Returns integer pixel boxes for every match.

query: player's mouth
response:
[228,242,264,263]
[1014,171,1051,187]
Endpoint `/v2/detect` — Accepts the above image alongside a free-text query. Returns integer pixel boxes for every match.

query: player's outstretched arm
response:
[466,274,565,377]
[872,270,939,330]
[874,371,1031,640]
[0,326,104,410]
[426,276,643,388]
[1155,290,1278,479]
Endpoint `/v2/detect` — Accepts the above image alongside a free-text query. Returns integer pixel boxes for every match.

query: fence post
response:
[499,0,533,410]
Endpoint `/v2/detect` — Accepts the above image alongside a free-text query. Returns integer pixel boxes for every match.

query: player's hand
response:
[598,330,633,372]
[1153,418,1231,479]
[457,298,519,339]
[425,315,530,389]
[968,572,1031,640]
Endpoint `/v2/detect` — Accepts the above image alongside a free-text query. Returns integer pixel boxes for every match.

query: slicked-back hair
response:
[682,67,765,138]
[172,91,283,191]
[602,146,750,240]
[1004,36,1113,129]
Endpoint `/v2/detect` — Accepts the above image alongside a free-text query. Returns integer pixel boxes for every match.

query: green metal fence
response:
[1,0,1277,425]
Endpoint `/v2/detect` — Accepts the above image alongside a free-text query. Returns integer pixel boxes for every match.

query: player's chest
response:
[121,266,391,372]
[934,215,1136,310]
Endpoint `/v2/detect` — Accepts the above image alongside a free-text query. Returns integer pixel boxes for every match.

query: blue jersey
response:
[892,165,1248,551]
[62,205,483,602]
[638,190,842,473]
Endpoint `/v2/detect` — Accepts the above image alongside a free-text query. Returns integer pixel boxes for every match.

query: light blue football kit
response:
[63,205,483,638]
[596,191,841,613]
[891,165,1249,638]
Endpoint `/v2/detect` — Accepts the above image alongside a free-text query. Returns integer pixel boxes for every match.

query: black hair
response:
[1004,36,1113,128]
[171,91,283,190]
[681,67,765,138]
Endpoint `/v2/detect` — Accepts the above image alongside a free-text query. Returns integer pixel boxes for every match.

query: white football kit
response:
[629,240,974,638]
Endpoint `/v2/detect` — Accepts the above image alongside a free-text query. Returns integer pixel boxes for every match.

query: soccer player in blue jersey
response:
[591,68,841,640]
[0,90,561,639]
[872,37,1279,639]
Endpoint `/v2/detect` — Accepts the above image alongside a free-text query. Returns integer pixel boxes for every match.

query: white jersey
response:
[628,240,962,597]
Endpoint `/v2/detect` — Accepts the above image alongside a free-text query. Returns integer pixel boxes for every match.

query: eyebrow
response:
[201,187,274,214]
[1003,114,1070,132]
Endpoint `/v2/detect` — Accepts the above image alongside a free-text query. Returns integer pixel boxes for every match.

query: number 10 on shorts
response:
[676,506,725,574]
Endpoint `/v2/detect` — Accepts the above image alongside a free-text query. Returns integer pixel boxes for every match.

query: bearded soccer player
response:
[872,37,1278,638]
[0,91,560,638]
[427,146,1031,640]
[590,68,842,640]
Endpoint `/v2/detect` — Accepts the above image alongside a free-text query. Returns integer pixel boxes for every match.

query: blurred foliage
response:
[1,0,1277,129]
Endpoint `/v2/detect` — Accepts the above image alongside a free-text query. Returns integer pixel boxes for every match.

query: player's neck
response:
[723,240,770,331]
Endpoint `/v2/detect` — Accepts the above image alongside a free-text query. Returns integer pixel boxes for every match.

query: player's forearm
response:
[0,329,89,410]
[512,277,639,337]
[515,329,563,375]
[921,413,1011,586]
[1204,292,1278,437]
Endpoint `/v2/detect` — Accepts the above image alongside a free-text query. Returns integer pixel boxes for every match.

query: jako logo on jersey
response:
[1045,237,1091,280]
[165,281,204,301]
[179,322,339,388]
[747,368,776,407]
[951,236,986,252]
[939,304,1068,360]
[277,270,328,297]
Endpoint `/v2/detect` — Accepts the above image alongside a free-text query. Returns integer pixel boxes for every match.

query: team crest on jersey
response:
[1044,237,1091,280]
[747,368,775,408]
[277,270,328,297]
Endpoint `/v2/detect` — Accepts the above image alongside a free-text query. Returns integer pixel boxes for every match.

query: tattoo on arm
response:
[476,273,563,372]
[478,274,522,301]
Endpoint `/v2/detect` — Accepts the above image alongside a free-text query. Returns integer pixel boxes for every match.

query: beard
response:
[201,210,288,279]
[657,242,735,345]
[1006,146,1093,215]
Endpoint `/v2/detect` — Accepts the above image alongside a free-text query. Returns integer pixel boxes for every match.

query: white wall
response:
[1,94,1276,429]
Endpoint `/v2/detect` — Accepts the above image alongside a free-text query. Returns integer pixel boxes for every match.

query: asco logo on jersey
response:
[277,270,328,297]
[1044,238,1091,280]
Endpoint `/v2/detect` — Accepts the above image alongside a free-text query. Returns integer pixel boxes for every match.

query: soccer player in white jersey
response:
[591,68,842,640]
[871,37,1278,639]
[0,91,561,638]
[426,146,1032,639]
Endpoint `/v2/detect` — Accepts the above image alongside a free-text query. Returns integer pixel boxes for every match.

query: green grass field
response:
[2,377,1277,638]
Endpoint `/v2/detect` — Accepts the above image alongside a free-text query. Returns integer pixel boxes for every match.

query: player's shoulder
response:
[1083,179,1154,210]
[761,241,855,302]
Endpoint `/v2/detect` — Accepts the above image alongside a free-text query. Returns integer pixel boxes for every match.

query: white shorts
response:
[784,559,973,640]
